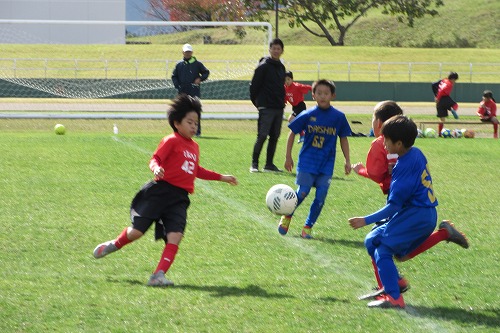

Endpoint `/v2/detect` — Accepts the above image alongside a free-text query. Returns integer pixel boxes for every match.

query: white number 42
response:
[181,160,195,174]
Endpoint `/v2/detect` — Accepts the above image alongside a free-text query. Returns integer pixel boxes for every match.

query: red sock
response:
[154,243,179,274]
[438,122,444,134]
[371,257,383,289]
[115,227,132,249]
[405,229,448,260]
[493,124,498,138]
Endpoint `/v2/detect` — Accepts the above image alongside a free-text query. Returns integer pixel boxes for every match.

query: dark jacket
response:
[249,56,286,109]
[171,56,210,97]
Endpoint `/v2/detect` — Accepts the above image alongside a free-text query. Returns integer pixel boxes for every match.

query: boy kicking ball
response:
[93,94,237,287]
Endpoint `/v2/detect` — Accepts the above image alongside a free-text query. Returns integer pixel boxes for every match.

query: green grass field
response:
[1,118,499,332]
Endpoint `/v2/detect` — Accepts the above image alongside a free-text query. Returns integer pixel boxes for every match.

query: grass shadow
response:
[175,284,294,299]
[406,305,500,329]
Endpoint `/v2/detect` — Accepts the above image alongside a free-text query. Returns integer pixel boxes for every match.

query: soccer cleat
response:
[297,136,304,144]
[278,215,292,235]
[147,270,174,287]
[263,164,283,172]
[249,163,259,173]
[301,226,313,239]
[451,108,459,119]
[367,294,405,309]
[358,278,409,300]
[93,240,118,259]
[439,220,469,249]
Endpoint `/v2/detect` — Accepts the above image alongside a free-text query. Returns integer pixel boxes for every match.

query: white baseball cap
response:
[182,43,193,52]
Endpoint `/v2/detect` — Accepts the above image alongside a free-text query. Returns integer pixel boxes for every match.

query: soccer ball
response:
[266,184,298,216]
[424,128,437,138]
[452,129,463,138]
[463,129,475,138]
[416,129,424,138]
[441,128,452,138]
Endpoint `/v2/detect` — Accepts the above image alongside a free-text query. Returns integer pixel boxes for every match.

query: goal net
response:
[0,20,272,115]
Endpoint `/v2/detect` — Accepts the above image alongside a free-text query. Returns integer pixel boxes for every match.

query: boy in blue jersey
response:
[349,115,438,309]
[279,79,351,239]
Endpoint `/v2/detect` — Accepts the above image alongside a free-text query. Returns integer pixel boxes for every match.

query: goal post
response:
[0,19,273,113]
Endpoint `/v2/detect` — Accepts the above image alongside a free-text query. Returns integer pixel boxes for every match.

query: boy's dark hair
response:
[381,115,417,148]
[448,72,459,80]
[285,71,293,79]
[483,90,496,102]
[374,100,404,122]
[269,38,284,49]
[167,94,202,132]
[312,79,336,94]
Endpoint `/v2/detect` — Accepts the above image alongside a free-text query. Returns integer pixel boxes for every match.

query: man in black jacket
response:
[249,38,286,173]
[172,44,210,136]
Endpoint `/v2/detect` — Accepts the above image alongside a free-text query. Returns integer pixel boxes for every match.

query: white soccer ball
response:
[452,129,463,138]
[266,184,298,216]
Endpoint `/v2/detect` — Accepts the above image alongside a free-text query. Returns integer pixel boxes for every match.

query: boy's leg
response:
[149,235,180,287]
[397,220,469,262]
[93,226,142,259]
[492,118,499,138]
[302,177,330,238]
[371,257,383,289]
[279,174,312,235]
[368,244,405,308]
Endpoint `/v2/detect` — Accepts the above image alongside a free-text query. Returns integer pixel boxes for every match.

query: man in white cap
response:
[172,43,210,136]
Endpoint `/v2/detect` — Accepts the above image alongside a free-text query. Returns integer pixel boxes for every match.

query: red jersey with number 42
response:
[149,132,221,193]
[285,82,312,106]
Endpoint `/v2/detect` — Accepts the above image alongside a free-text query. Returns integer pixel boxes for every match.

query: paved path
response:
[0,100,478,119]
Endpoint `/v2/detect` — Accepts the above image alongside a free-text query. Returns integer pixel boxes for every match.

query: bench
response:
[418,121,496,138]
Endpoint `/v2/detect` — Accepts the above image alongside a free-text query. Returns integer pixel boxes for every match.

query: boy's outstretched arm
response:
[348,217,367,229]
[340,137,351,175]
[220,175,238,186]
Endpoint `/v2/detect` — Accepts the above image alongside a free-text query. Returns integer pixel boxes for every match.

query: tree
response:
[266,0,444,46]
[145,0,264,22]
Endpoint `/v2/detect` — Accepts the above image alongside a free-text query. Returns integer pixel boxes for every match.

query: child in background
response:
[93,94,238,286]
[352,101,403,195]
[280,79,351,239]
[349,116,438,309]
[433,72,459,136]
[284,71,312,143]
[352,101,469,300]
[476,90,498,139]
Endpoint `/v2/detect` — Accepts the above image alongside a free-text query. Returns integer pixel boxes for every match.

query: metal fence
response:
[1,58,499,83]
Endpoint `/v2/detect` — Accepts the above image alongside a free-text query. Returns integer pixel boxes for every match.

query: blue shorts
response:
[365,206,437,258]
[296,171,331,188]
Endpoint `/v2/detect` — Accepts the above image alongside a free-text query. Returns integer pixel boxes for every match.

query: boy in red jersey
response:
[476,90,498,139]
[352,101,469,300]
[434,71,459,135]
[93,94,238,286]
[284,71,312,143]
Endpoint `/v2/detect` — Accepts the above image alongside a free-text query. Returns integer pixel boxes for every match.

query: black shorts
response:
[436,96,456,118]
[291,101,307,117]
[130,180,190,240]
